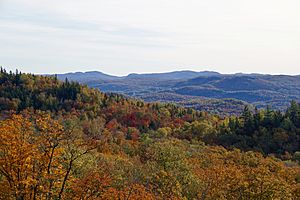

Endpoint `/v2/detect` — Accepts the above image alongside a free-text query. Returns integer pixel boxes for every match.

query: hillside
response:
[1,69,300,199]
[55,70,300,113]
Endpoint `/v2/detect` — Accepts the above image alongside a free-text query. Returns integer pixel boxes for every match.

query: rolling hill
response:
[54,70,300,114]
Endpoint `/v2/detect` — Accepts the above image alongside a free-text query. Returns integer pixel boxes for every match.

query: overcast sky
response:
[0,0,299,75]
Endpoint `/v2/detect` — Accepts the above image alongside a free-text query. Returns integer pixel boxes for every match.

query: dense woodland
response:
[0,68,299,199]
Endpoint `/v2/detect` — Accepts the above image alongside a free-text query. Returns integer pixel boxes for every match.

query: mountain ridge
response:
[52,70,300,114]
[52,70,300,79]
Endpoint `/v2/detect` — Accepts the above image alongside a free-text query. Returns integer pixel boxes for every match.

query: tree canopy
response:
[0,69,299,199]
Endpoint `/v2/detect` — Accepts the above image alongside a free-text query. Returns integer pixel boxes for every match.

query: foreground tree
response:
[0,113,98,199]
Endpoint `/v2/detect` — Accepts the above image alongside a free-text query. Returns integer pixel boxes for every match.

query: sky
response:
[0,0,300,75]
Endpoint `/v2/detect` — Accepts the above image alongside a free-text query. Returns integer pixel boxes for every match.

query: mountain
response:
[54,70,300,113]
[56,71,120,82]
[126,70,221,80]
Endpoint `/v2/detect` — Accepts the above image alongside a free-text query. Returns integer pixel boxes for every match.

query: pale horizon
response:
[1,66,300,77]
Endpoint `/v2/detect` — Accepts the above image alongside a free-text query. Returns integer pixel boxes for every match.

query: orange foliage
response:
[0,114,65,199]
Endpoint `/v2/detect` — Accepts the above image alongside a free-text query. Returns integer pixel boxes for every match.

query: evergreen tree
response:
[263,106,274,129]
[287,100,300,128]
[241,106,254,135]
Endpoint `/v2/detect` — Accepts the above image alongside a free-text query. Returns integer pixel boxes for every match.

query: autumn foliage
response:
[0,69,300,199]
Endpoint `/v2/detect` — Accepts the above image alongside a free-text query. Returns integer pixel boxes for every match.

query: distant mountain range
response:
[53,70,300,114]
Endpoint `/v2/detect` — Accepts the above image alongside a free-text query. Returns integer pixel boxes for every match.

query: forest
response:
[0,68,299,199]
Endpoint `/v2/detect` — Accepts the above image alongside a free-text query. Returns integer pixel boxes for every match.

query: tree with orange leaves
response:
[0,114,39,199]
[0,114,65,199]
[0,113,99,200]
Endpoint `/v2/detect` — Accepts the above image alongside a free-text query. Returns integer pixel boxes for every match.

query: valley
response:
[55,70,300,114]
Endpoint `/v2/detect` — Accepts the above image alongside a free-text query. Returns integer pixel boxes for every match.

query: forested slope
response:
[56,70,300,113]
[0,69,299,199]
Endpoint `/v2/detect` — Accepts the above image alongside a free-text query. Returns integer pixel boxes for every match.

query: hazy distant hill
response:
[125,70,221,80]
[54,70,300,114]
[56,71,120,81]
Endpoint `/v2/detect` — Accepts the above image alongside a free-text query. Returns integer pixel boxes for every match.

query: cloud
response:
[0,0,300,75]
